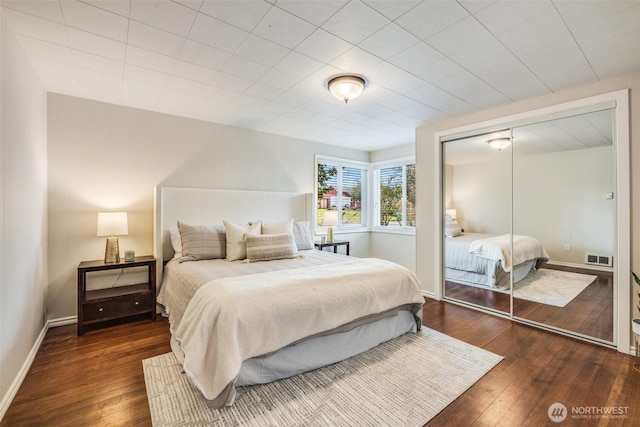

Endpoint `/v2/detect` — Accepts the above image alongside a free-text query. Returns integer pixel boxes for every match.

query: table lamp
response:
[323,210,338,243]
[97,212,128,263]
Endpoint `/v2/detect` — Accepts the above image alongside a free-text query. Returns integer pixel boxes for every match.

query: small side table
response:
[314,240,350,256]
[77,256,156,335]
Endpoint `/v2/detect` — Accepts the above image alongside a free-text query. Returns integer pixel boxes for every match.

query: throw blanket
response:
[469,234,549,272]
[173,258,424,407]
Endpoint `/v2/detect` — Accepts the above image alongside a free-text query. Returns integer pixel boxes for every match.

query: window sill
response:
[370,227,416,236]
[315,227,416,237]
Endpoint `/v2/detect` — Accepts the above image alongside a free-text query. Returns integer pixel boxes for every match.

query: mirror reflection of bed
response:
[442,108,615,344]
[444,232,613,341]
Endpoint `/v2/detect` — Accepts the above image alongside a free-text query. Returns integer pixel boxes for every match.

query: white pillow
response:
[445,220,462,238]
[292,221,314,250]
[223,220,262,261]
[169,227,182,258]
[245,233,299,262]
[261,218,293,234]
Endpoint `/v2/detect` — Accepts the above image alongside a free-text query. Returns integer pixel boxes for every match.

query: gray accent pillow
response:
[177,222,226,262]
[292,221,314,250]
[245,233,299,262]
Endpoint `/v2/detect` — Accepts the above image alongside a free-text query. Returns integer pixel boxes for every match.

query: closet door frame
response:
[433,89,630,354]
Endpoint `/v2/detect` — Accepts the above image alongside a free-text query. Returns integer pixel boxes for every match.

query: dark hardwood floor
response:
[2,301,638,426]
[445,264,614,341]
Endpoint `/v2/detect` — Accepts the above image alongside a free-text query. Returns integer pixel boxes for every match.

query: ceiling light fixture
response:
[328,75,366,104]
[487,137,511,151]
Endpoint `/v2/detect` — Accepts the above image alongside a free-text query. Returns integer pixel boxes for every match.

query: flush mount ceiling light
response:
[487,137,511,151]
[327,75,366,104]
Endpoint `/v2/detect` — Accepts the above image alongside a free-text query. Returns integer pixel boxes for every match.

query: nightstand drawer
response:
[83,292,153,322]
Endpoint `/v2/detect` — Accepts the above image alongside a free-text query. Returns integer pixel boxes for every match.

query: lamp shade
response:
[322,210,338,227]
[97,212,129,236]
[328,75,365,103]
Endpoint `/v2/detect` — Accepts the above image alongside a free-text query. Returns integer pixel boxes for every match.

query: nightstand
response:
[77,256,156,335]
[314,240,350,255]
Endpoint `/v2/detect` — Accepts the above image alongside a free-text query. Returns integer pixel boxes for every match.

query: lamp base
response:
[327,227,334,243]
[104,237,120,263]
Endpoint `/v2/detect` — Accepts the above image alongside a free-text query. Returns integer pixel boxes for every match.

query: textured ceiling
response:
[445,109,614,165]
[2,0,639,151]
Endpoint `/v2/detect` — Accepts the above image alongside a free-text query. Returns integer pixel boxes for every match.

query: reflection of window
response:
[373,160,415,228]
[316,158,367,228]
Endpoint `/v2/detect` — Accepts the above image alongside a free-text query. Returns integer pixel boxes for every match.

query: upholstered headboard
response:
[153,186,313,282]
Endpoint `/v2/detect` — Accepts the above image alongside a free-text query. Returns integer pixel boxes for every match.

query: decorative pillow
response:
[245,233,299,262]
[169,227,183,258]
[177,222,226,262]
[262,218,293,234]
[292,221,314,250]
[223,220,262,261]
[444,220,462,238]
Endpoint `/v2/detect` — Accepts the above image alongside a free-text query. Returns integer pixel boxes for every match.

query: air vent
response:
[585,252,613,267]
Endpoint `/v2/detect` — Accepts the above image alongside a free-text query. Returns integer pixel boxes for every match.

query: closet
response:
[436,90,630,350]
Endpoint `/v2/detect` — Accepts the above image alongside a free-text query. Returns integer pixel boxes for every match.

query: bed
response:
[445,232,549,288]
[153,187,425,408]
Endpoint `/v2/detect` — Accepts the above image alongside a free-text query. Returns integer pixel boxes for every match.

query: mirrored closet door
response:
[442,132,513,316]
[511,110,614,344]
[441,99,622,348]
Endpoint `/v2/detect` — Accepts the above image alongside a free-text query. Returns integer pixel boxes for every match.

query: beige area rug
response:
[143,328,502,427]
[512,268,597,307]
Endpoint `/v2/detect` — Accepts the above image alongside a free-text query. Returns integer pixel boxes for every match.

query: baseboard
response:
[48,315,77,328]
[0,316,77,422]
[421,290,437,300]
[546,260,613,273]
[0,321,48,421]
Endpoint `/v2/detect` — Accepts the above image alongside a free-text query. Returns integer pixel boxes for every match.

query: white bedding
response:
[468,234,549,272]
[445,233,549,288]
[157,250,424,407]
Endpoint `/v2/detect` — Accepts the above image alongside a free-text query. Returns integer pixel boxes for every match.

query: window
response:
[316,158,367,229]
[373,160,415,228]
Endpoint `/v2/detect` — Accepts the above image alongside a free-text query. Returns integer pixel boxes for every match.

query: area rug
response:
[143,328,502,426]
[512,268,597,307]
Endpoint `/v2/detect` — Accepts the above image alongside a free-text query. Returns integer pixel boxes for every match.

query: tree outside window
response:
[375,162,415,228]
[317,161,366,228]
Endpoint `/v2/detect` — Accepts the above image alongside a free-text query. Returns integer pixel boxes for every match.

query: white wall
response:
[0,11,48,417]
[513,146,614,263]
[47,94,371,320]
[449,146,614,263]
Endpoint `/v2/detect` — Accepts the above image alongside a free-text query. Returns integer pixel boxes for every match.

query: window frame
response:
[315,155,369,232]
[372,156,416,232]
[315,155,416,236]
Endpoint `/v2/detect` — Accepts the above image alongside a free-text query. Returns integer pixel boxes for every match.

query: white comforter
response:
[171,257,424,407]
[469,234,549,272]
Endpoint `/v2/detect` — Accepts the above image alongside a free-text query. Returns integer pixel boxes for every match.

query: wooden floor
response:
[2,302,639,426]
[445,264,614,341]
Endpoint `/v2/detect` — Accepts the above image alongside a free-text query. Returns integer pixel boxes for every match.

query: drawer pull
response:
[134,301,139,305]
[98,308,104,312]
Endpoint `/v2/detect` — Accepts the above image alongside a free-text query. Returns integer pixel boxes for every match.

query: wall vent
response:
[585,252,613,267]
